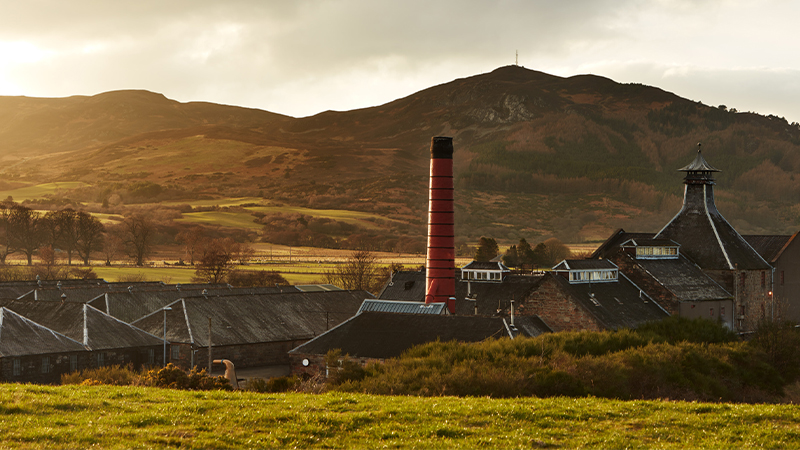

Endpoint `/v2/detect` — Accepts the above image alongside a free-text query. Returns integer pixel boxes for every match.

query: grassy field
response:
[1,384,799,449]
[0,182,88,202]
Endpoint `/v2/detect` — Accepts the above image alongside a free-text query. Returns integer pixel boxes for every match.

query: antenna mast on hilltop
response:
[515,50,518,66]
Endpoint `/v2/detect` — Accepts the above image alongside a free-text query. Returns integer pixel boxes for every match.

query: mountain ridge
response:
[1,65,799,244]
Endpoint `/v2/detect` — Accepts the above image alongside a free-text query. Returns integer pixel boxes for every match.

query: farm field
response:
[0,182,88,202]
[1,384,798,449]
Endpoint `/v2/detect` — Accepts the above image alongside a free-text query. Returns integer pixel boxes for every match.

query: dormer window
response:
[461,261,510,283]
[553,259,619,284]
[620,238,680,260]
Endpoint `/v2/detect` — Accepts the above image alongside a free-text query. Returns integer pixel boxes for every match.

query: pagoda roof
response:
[679,147,720,172]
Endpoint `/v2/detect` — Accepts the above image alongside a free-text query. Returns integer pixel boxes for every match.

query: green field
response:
[175,211,264,230]
[0,182,88,202]
[91,265,326,285]
[1,384,799,449]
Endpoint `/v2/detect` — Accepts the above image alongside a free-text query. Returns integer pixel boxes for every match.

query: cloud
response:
[0,0,799,119]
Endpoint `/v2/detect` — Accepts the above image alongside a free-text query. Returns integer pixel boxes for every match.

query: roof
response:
[0,307,86,357]
[590,229,656,259]
[679,149,720,172]
[744,234,796,264]
[553,259,618,271]
[295,285,343,292]
[88,286,290,323]
[509,315,553,337]
[289,312,532,359]
[0,301,162,350]
[655,184,771,270]
[612,253,731,302]
[461,261,510,271]
[357,299,446,315]
[131,290,371,347]
[549,272,670,330]
[619,238,680,248]
[378,270,427,302]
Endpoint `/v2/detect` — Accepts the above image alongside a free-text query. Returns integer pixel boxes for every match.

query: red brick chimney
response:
[425,136,455,313]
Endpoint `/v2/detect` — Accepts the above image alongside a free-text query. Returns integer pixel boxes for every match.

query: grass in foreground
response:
[1,384,799,449]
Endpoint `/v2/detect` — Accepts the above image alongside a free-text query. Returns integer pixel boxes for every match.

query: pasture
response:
[0,384,797,449]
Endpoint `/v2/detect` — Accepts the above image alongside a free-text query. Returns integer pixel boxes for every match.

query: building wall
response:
[772,239,800,323]
[679,300,734,327]
[516,275,603,332]
[169,339,312,370]
[0,352,89,384]
[289,353,379,378]
[706,269,771,331]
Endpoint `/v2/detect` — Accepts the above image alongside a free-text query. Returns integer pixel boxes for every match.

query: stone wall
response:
[169,339,311,370]
[0,352,89,384]
[516,275,603,332]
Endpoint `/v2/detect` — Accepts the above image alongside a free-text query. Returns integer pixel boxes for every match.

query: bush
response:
[247,376,298,393]
[62,363,232,391]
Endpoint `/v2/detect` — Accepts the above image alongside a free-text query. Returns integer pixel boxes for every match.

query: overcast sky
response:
[1,0,799,121]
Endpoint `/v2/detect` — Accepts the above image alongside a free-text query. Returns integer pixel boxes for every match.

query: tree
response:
[474,237,499,262]
[176,226,204,265]
[517,238,534,268]
[502,244,519,267]
[324,250,382,293]
[122,214,155,266]
[194,238,238,283]
[43,209,78,265]
[75,211,105,266]
[0,202,14,264]
[530,237,572,268]
[102,225,125,266]
[9,205,44,265]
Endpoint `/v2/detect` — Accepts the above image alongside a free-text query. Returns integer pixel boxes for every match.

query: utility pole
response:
[515,50,518,66]
[208,317,212,373]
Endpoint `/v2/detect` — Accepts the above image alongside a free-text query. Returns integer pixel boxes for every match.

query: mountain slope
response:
[2,66,799,244]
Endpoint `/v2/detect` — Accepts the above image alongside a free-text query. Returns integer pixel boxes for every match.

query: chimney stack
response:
[425,136,456,313]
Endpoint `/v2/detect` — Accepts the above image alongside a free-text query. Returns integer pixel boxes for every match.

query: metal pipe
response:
[162,306,172,367]
[425,136,456,313]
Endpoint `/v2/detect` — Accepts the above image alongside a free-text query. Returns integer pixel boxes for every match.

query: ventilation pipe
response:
[425,136,456,313]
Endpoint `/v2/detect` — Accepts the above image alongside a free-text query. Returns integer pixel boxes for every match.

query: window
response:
[12,358,20,376]
[709,308,714,317]
[171,345,180,360]
[721,306,725,317]
[148,349,155,365]
[781,271,785,286]
[70,355,78,373]
[96,352,105,367]
[41,356,50,374]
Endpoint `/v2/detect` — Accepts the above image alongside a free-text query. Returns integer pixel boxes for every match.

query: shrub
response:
[61,364,137,386]
[62,363,232,391]
[749,319,800,383]
[247,376,298,393]
[635,316,739,344]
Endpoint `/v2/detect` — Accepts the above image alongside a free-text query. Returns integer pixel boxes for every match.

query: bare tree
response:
[324,250,382,293]
[0,202,14,264]
[75,211,105,266]
[122,214,155,266]
[193,238,237,283]
[9,205,43,265]
[102,225,125,266]
[176,226,204,265]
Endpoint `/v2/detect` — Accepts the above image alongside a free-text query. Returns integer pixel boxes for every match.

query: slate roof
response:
[679,150,720,172]
[0,301,162,350]
[553,259,617,271]
[378,270,427,302]
[0,307,86,357]
[619,238,680,248]
[590,229,656,259]
[655,153,770,271]
[88,286,290,323]
[612,253,732,302]
[289,312,531,359]
[744,234,796,264]
[357,299,446,315]
[461,261,510,271]
[380,270,544,316]
[549,272,670,330]
[509,315,553,337]
[131,290,371,347]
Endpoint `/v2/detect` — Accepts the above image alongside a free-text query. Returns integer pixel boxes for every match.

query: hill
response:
[2,66,799,245]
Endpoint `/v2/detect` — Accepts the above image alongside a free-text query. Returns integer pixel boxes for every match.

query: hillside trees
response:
[474,237,499,262]
[193,238,238,283]
[43,209,78,265]
[501,237,572,269]
[177,226,204,264]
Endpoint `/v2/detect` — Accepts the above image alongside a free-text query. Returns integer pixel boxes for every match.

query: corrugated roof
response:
[0,307,86,357]
[1,301,162,350]
[358,299,445,315]
[290,312,527,359]
[378,270,427,302]
[131,290,370,347]
[295,284,343,292]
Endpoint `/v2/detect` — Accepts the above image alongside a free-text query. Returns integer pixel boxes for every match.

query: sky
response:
[1,0,799,121]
